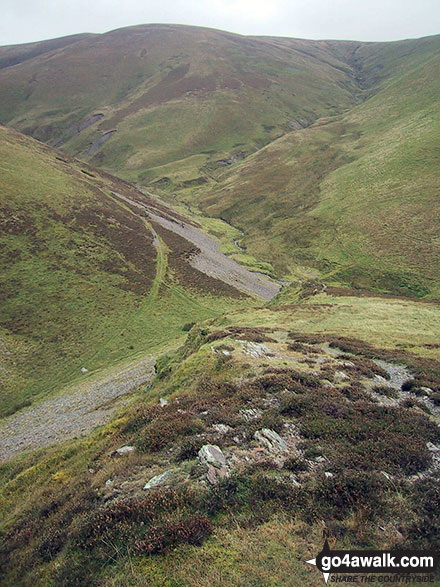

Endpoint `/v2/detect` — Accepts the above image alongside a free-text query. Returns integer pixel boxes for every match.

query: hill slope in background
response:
[0,125,263,418]
[197,34,440,297]
[0,25,439,298]
[0,24,365,175]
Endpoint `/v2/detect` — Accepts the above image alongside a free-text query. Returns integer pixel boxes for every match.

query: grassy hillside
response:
[195,34,440,298]
[1,287,440,585]
[0,125,251,418]
[0,33,96,70]
[0,24,364,178]
[1,26,438,299]
[1,27,440,585]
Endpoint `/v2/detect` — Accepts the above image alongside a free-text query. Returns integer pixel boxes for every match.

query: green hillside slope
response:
[0,24,365,178]
[0,26,440,583]
[1,286,440,584]
[196,34,440,298]
[0,126,250,418]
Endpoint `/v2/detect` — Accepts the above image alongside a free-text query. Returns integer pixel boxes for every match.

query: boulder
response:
[213,423,232,434]
[420,387,434,394]
[239,408,262,422]
[427,442,440,453]
[198,445,227,468]
[143,469,174,490]
[198,445,229,485]
[111,445,135,457]
[242,341,275,358]
[159,397,168,407]
[254,428,288,453]
[206,464,229,485]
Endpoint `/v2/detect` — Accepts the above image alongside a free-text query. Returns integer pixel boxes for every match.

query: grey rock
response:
[159,398,168,407]
[420,387,434,394]
[342,361,355,368]
[254,428,288,453]
[198,445,227,468]
[239,408,262,422]
[374,375,387,383]
[242,341,275,359]
[427,442,440,453]
[143,469,174,490]
[112,445,135,456]
[213,424,232,434]
[80,367,88,373]
[206,464,229,485]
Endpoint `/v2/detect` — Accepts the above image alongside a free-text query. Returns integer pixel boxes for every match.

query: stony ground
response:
[0,356,155,462]
[112,190,280,301]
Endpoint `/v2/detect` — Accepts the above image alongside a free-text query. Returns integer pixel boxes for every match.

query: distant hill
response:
[0,25,438,298]
[198,34,440,297]
[0,24,364,175]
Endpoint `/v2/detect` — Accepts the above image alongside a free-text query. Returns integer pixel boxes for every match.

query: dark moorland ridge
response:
[0,24,439,586]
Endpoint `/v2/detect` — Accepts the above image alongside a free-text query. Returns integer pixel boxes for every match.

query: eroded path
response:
[0,356,155,462]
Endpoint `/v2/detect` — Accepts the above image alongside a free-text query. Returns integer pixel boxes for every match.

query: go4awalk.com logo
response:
[306,540,438,584]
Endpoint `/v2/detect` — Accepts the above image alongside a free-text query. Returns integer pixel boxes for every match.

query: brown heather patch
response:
[102,65,271,129]
[63,200,156,295]
[325,286,440,305]
[288,332,440,392]
[205,326,275,344]
[0,206,39,237]
[2,345,440,582]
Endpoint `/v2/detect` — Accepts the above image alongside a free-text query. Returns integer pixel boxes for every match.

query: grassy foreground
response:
[1,288,439,585]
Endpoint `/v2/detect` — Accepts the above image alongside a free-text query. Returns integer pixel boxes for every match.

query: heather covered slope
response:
[1,26,439,299]
[1,286,440,585]
[196,34,440,298]
[0,33,96,70]
[0,126,257,418]
[1,25,440,586]
[0,24,364,176]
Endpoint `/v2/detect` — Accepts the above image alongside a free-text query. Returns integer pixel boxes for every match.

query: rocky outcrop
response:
[198,444,227,467]
[143,469,174,490]
[198,444,229,485]
[213,423,232,434]
[254,428,288,454]
[110,445,135,457]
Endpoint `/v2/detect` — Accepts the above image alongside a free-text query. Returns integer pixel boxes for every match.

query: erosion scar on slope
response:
[0,356,155,462]
[111,190,281,301]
